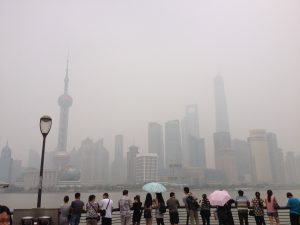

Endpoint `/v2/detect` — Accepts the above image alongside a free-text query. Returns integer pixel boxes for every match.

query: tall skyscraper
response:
[214,75,230,133]
[248,129,272,184]
[110,135,126,184]
[213,76,238,184]
[54,60,73,169]
[285,151,298,185]
[165,120,182,169]
[127,145,139,185]
[267,133,285,184]
[80,138,109,186]
[182,105,206,168]
[148,122,164,170]
[231,139,252,183]
[0,142,12,183]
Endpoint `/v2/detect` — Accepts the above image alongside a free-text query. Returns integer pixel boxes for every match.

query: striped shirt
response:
[236,196,249,211]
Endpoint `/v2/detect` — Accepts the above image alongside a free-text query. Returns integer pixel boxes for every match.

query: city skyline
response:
[0,1,299,169]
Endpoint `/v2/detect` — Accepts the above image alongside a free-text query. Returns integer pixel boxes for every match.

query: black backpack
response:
[186,195,200,211]
[159,202,167,213]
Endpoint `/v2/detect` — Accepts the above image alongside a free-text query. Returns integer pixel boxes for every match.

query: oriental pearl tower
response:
[53,59,73,169]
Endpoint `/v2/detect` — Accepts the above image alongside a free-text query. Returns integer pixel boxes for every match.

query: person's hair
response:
[135,195,141,202]
[238,190,244,196]
[75,192,80,199]
[103,193,109,198]
[64,195,69,203]
[255,192,260,199]
[123,190,128,195]
[88,194,95,202]
[0,205,12,225]
[267,190,273,202]
[170,192,175,197]
[145,193,152,208]
[202,194,207,199]
[183,186,189,194]
[156,192,165,204]
[287,192,293,198]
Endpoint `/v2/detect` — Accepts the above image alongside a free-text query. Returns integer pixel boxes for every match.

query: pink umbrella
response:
[208,189,231,206]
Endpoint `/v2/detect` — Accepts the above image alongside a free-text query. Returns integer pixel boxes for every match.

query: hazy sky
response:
[0,0,299,168]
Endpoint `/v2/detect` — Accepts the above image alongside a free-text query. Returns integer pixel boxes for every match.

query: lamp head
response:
[40,115,52,137]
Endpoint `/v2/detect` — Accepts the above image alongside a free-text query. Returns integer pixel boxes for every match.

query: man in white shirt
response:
[99,193,113,225]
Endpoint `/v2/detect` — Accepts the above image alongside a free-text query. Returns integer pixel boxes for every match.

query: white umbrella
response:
[142,182,167,193]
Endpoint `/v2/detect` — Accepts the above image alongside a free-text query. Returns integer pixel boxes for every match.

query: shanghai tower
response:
[214,76,230,133]
[213,75,238,184]
[53,59,73,169]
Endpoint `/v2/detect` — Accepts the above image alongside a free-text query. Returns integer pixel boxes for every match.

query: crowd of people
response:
[57,188,300,225]
[0,187,299,225]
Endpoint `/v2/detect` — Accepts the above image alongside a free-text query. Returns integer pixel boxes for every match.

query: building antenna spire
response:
[64,50,70,94]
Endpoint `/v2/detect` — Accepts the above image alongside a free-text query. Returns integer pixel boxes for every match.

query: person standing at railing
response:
[251,192,266,225]
[132,195,143,225]
[99,193,113,225]
[152,192,166,225]
[60,195,71,225]
[70,192,85,225]
[166,192,180,225]
[199,194,211,225]
[265,190,280,225]
[86,194,99,225]
[183,186,200,225]
[119,189,133,225]
[235,190,250,225]
[286,192,300,225]
[144,193,153,225]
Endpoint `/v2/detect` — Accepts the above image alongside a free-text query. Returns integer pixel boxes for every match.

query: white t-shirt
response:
[99,198,113,218]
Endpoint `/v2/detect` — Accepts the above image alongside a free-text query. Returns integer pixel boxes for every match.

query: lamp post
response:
[37,115,52,208]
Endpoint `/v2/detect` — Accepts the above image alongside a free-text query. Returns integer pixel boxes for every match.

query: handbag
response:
[273,201,280,209]
[249,209,255,216]
[100,199,111,217]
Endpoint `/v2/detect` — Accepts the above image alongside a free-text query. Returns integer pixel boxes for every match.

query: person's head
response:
[145,193,152,207]
[123,190,128,196]
[88,194,95,202]
[287,192,293,198]
[170,192,175,198]
[0,205,11,225]
[183,186,189,194]
[202,194,207,199]
[238,190,244,196]
[103,193,109,199]
[255,192,260,199]
[75,192,81,199]
[156,192,164,203]
[64,195,69,203]
[267,189,273,202]
[135,195,140,202]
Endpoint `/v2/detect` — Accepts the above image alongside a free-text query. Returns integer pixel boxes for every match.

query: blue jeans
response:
[70,214,80,225]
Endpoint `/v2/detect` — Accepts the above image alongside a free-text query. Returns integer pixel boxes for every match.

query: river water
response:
[1,188,299,210]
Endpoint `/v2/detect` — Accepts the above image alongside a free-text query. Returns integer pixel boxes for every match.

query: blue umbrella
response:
[142,182,167,193]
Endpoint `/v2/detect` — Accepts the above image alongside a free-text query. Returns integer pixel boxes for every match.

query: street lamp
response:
[37,115,52,208]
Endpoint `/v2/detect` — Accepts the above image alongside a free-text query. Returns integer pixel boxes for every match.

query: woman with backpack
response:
[152,192,166,225]
[200,194,211,225]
